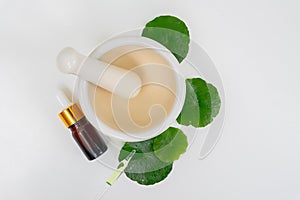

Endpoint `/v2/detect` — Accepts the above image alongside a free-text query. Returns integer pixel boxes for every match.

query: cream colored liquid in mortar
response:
[88,45,176,133]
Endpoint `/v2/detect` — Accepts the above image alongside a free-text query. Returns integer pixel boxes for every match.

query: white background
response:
[1,0,300,199]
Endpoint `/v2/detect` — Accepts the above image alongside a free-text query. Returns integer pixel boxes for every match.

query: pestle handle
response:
[56,47,142,98]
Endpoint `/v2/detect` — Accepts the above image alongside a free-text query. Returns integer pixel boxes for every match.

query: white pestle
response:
[56,47,142,98]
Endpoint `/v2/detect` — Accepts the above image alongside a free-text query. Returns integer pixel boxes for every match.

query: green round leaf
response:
[142,15,190,63]
[177,78,221,127]
[153,127,188,163]
[207,83,221,118]
[119,139,173,185]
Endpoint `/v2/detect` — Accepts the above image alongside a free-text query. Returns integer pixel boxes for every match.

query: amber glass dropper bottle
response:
[57,92,107,160]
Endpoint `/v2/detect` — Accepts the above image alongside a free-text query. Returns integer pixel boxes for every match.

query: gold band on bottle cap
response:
[58,104,84,128]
